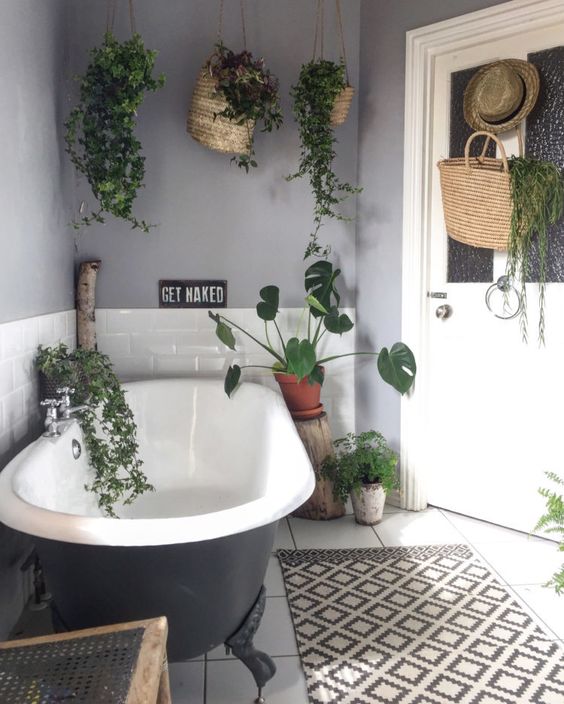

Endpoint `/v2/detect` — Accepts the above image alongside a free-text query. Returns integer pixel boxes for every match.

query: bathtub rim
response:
[0,379,315,547]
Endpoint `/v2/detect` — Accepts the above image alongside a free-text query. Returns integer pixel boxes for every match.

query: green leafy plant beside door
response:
[65,32,165,232]
[534,471,564,594]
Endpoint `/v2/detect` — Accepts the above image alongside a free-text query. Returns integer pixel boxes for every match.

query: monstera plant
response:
[209,260,416,412]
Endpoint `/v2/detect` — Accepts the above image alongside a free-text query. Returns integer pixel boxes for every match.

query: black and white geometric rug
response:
[278,545,564,704]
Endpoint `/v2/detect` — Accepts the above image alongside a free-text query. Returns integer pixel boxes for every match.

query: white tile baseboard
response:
[0,309,76,639]
[96,308,356,440]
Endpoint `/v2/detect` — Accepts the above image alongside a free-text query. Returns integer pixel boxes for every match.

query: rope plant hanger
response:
[65,0,165,232]
[288,0,361,259]
[186,0,282,171]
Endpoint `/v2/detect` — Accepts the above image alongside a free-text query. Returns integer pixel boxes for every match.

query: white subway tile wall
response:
[96,308,356,439]
[0,310,76,468]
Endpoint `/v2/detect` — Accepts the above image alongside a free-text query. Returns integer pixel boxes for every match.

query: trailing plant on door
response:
[65,31,165,232]
[506,157,564,344]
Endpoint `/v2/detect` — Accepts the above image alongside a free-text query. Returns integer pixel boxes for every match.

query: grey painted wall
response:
[0,0,74,324]
[355,0,508,448]
[71,0,361,309]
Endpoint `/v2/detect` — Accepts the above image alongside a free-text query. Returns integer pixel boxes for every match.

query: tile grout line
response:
[438,509,562,642]
[286,517,298,550]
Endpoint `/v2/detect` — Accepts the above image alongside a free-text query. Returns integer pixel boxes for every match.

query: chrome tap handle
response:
[56,387,75,407]
[40,399,62,410]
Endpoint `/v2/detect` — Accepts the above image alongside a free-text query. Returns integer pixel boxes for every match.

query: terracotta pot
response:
[273,371,323,420]
[350,483,386,525]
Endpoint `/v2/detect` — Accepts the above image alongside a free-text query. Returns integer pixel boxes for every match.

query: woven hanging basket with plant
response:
[65,0,165,232]
[186,0,282,171]
[288,0,361,259]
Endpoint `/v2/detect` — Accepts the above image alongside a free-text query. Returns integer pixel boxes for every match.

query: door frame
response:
[400,0,564,511]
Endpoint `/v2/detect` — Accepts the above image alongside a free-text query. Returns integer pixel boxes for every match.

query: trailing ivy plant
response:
[207,42,283,172]
[321,431,399,505]
[65,32,165,232]
[36,344,152,517]
[533,472,564,594]
[507,157,564,344]
[288,60,361,259]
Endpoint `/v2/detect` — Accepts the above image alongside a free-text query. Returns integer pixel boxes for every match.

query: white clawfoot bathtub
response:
[0,379,314,671]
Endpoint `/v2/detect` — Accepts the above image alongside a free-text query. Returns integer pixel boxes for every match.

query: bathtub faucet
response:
[56,387,89,419]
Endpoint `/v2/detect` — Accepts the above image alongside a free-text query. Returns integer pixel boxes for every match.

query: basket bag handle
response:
[464,128,524,172]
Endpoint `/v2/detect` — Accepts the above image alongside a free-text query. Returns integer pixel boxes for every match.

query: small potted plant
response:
[209,259,416,416]
[187,42,283,171]
[287,59,361,258]
[322,431,399,525]
[65,31,165,231]
[36,344,152,517]
[534,471,564,594]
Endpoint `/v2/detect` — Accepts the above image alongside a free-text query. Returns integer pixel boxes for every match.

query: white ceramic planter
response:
[351,483,386,525]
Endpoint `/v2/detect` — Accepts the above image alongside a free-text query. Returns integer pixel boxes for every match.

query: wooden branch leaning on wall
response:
[77,260,101,350]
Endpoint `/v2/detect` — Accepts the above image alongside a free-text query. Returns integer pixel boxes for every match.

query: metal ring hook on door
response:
[485,276,522,320]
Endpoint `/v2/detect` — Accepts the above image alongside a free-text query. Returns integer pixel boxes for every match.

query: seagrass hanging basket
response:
[186,68,254,156]
[437,130,522,250]
[330,84,354,127]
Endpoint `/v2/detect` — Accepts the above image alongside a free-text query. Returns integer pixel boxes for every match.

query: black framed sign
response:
[159,280,227,308]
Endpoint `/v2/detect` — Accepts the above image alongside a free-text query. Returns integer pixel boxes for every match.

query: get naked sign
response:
[159,280,227,308]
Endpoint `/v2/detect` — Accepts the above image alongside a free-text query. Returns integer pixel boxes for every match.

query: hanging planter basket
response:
[330,84,354,127]
[186,68,254,156]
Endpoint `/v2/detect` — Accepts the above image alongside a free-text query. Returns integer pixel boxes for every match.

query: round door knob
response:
[435,304,453,319]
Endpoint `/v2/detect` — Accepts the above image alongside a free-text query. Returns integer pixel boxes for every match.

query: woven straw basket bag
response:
[437,130,522,250]
[330,84,354,127]
[186,68,255,156]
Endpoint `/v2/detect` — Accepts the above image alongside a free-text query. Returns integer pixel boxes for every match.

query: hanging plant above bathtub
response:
[65,31,165,232]
[287,59,361,259]
[36,344,153,517]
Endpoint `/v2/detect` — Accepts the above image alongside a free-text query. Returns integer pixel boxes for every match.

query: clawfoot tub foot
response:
[226,586,276,701]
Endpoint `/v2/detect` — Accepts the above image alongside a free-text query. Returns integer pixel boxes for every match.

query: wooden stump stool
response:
[292,412,345,520]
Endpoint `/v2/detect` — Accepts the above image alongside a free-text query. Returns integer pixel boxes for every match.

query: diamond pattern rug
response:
[278,545,564,704]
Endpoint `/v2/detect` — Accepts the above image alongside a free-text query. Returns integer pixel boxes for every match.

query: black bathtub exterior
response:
[36,521,277,662]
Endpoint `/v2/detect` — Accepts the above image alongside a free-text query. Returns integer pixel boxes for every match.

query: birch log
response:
[76,260,101,350]
[292,413,346,520]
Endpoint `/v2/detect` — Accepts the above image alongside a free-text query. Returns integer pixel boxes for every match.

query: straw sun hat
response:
[463,59,540,134]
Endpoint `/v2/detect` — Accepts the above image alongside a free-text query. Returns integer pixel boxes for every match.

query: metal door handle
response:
[435,304,453,319]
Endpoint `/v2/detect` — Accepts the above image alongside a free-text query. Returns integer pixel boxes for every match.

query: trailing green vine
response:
[534,471,564,594]
[36,344,152,517]
[65,32,165,232]
[288,59,361,259]
[507,157,564,344]
[207,42,283,172]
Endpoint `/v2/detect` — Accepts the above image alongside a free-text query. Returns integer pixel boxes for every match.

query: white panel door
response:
[422,22,564,532]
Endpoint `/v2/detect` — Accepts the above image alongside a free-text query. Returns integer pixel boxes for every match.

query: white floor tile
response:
[265,555,286,597]
[207,596,298,660]
[442,510,538,543]
[474,540,563,586]
[206,656,308,704]
[289,515,383,549]
[373,508,466,547]
[511,584,564,640]
[168,661,205,704]
[273,519,295,550]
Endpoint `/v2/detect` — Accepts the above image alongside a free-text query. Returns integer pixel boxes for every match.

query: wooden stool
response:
[292,412,345,520]
[0,617,171,703]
